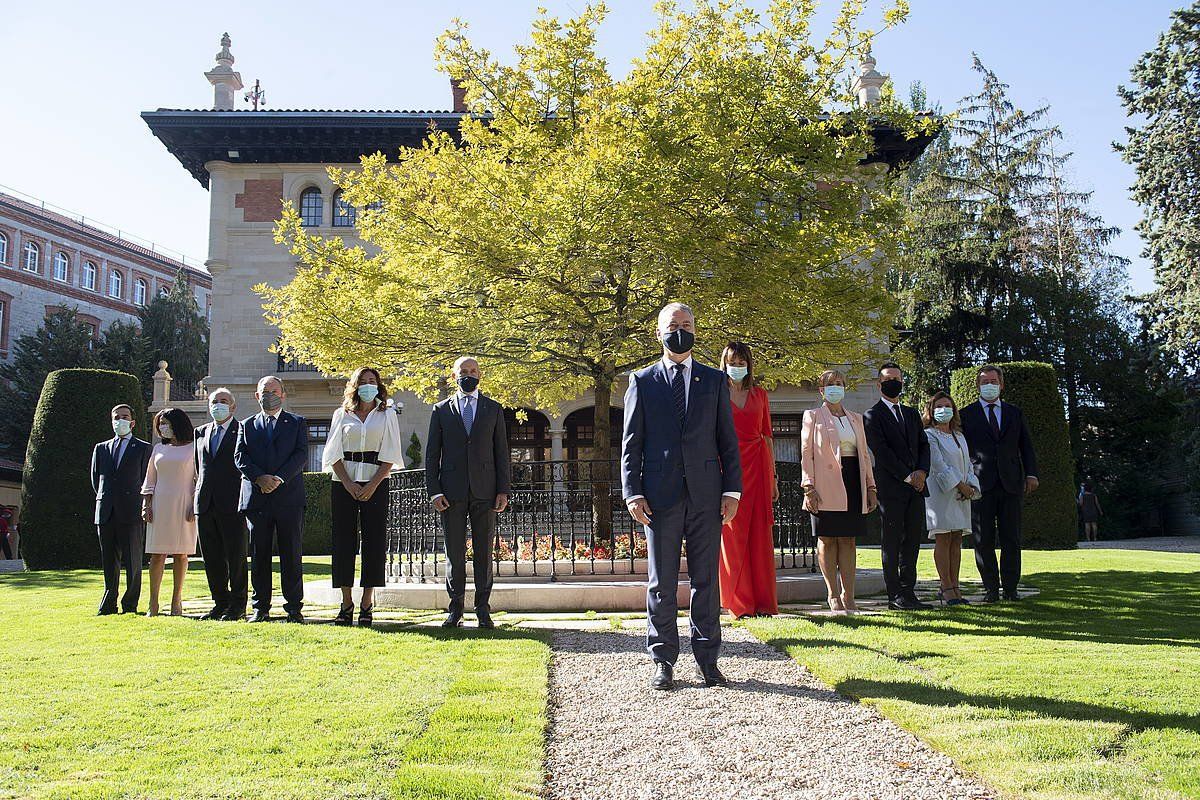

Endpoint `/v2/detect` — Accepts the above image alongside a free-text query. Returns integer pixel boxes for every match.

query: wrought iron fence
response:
[386,459,815,581]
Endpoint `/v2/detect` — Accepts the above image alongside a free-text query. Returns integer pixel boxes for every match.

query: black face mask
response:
[456,375,480,394]
[662,329,695,355]
[880,378,903,399]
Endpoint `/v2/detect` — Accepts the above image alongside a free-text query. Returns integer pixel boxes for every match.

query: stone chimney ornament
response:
[205,32,244,111]
[853,45,886,108]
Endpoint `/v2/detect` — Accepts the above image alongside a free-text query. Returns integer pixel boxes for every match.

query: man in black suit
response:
[90,404,151,615]
[193,387,248,621]
[863,362,932,611]
[234,375,309,623]
[959,365,1039,602]
[425,357,511,630]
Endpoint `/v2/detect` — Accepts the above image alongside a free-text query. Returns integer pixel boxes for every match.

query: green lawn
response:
[745,548,1200,800]
[0,560,550,800]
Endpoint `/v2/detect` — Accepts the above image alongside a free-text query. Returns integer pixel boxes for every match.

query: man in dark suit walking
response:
[90,403,151,615]
[234,376,309,623]
[621,303,742,691]
[193,387,248,621]
[863,362,932,611]
[425,357,511,630]
[960,365,1039,602]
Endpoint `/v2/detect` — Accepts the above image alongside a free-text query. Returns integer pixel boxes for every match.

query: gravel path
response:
[1079,536,1200,553]
[545,626,996,800]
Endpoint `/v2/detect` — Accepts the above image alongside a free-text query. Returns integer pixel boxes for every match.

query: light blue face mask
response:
[933,407,955,424]
[112,419,132,437]
[823,385,846,404]
[357,384,379,403]
[210,402,231,423]
[725,365,749,382]
[979,383,1001,402]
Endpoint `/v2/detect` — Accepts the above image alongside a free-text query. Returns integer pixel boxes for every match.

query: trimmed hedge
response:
[950,361,1077,549]
[20,369,149,569]
[303,472,333,555]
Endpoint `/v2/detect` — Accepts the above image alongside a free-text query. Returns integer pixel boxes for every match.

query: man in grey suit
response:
[621,303,742,690]
[91,404,151,615]
[426,357,511,630]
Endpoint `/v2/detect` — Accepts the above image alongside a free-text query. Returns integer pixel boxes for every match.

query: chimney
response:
[451,78,468,114]
[205,33,244,111]
[853,47,886,108]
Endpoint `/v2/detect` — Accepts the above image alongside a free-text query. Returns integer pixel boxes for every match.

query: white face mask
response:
[210,402,231,422]
[979,383,1001,402]
[112,419,132,437]
[933,407,954,424]
[158,424,174,440]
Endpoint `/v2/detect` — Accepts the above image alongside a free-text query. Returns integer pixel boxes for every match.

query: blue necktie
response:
[266,415,276,443]
[462,396,475,436]
[672,363,687,423]
[210,425,223,454]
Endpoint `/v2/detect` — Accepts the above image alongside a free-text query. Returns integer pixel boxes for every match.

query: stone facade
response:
[0,189,211,365]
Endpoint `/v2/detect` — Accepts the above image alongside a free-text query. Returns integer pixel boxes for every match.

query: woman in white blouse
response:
[922,392,981,606]
[322,368,405,626]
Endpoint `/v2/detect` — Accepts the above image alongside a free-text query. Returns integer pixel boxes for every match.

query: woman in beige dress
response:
[141,407,199,617]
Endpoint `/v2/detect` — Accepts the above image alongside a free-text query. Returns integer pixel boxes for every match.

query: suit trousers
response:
[331,481,389,588]
[441,497,496,613]
[246,507,305,614]
[877,487,926,601]
[645,490,722,667]
[973,488,1022,594]
[97,520,143,613]
[197,510,248,613]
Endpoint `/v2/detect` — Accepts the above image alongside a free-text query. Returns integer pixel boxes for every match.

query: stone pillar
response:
[204,33,243,111]
[549,426,567,497]
[152,361,172,407]
[853,50,886,108]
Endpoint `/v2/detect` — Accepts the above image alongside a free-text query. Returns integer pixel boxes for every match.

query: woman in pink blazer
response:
[802,370,878,612]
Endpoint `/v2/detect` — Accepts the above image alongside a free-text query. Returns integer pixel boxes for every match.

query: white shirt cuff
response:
[626,495,644,503]
[722,492,741,500]
[431,493,445,502]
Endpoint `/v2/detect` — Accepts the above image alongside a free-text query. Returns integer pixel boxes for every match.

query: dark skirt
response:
[811,456,867,539]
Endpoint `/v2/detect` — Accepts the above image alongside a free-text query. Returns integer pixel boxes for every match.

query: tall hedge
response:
[20,369,148,569]
[950,361,1077,549]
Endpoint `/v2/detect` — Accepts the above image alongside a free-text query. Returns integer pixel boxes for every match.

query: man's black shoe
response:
[983,591,1001,603]
[888,597,928,611]
[696,663,728,688]
[441,612,464,628]
[651,662,675,691]
[285,611,305,624]
[221,610,247,622]
[476,610,495,630]
[904,595,933,610]
[198,607,225,621]
[249,611,271,623]
[1003,591,1022,601]
[97,607,118,616]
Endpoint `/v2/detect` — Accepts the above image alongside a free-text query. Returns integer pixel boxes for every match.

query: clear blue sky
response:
[0,1,1175,292]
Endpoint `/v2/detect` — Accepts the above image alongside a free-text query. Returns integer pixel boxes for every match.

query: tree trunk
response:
[591,371,615,543]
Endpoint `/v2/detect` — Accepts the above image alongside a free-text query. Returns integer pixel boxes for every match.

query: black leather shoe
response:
[249,611,271,623]
[221,610,247,621]
[199,607,226,621]
[888,597,929,611]
[696,663,728,687]
[904,595,933,610]
[983,590,1001,603]
[650,662,674,691]
[441,612,464,628]
[476,610,495,630]
[285,611,305,624]
[1003,590,1022,601]
[97,607,118,616]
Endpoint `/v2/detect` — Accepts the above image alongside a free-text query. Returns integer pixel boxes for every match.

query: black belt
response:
[343,451,380,464]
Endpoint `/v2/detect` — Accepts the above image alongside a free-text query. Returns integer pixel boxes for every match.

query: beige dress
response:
[141,443,199,555]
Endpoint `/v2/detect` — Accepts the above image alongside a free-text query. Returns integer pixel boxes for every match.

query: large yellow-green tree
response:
[263,0,930,485]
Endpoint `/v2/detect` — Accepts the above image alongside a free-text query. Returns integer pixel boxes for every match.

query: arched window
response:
[53,252,69,282]
[134,278,148,306]
[108,269,123,299]
[299,187,323,227]
[23,241,39,272]
[82,261,97,290]
[0,232,7,265]
[332,190,356,227]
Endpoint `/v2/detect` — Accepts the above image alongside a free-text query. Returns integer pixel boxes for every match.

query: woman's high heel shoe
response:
[827,596,845,612]
[948,586,969,606]
[334,603,354,626]
[358,605,374,628]
[146,603,160,618]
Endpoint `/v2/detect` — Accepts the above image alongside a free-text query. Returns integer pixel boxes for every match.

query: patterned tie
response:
[671,363,687,423]
[988,403,1001,437]
[462,395,475,436]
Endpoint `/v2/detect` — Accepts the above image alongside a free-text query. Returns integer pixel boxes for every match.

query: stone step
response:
[0,560,25,573]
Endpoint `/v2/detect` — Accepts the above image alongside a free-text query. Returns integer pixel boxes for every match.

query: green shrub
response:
[950,361,1077,549]
[303,472,333,555]
[20,369,148,569]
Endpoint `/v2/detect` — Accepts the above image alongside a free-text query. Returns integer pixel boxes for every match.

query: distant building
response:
[0,188,211,364]
[143,34,930,471]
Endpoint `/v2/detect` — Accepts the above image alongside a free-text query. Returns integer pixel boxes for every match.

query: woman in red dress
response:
[719,342,779,618]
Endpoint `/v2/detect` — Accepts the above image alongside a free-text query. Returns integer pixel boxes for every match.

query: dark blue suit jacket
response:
[620,358,742,511]
[90,436,151,525]
[233,411,309,514]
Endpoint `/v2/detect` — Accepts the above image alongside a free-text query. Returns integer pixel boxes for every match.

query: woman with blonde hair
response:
[322,367,404,626]
[801,370,877,612]
[922,392,979,605]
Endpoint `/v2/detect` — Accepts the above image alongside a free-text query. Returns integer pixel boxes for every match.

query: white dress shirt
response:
[978,399,1002,428]
[881,396,904,425]
[113,433,132,468]
[322,401,405,482]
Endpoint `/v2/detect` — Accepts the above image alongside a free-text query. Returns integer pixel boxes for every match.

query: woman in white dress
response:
[922,393,980,606]
[141,408,199,617]
[322,368,404,627]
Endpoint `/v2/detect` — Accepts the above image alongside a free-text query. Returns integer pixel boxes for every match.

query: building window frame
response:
[299,187,323,227]
[332,189,357,227]
[82,260,98,290]
[134,277,148,306]
[22,241,39,273]
[0,291,11,356]
[108,269,123,299]
[0,232,7,266]
[53,251,70,282]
